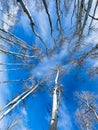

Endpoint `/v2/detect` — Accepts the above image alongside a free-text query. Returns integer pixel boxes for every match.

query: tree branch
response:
[17,0,48,51]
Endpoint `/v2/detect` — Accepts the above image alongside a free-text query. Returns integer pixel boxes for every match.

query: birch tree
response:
[0,0,98,129]
[0,81,42,120]
[75,91,98,130]
[49,68,62,130]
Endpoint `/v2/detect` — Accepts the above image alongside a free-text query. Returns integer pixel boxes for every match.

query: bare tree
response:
[75,91,98,130]
[0,0,98,129]
[49,68,62,130]
[0,81,42,120]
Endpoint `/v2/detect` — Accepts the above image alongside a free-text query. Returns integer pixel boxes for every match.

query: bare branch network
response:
[0,0,98,129]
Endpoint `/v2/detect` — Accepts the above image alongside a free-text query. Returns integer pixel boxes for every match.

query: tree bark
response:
[49,69,60,130]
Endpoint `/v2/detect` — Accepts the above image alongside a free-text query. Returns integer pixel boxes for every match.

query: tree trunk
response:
[49,69,61,130]
[50,86,58,130]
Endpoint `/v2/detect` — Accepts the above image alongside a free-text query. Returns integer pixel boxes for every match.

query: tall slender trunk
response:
[0,82,41,120]
[49,69,61,130]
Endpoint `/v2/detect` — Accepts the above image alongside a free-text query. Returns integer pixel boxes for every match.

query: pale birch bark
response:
[49,69,61,130]
[0,82,41,120]
[0,88,31,112]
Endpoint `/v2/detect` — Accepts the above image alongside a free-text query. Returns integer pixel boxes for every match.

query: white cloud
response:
[32,43,69,79]
[21,107,27,117]
[0,52,9,129]
[58,100,73,130]
[37,10,48,38]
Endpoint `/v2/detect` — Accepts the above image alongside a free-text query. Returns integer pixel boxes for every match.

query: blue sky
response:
[0,0,98,130]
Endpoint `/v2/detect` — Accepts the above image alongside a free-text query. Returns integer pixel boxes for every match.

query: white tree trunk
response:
[50,86,58,130]
[0,83,39,120]
[49,69,60,130]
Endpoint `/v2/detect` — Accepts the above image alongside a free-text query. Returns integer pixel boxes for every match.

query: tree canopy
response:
[0,0,98,130]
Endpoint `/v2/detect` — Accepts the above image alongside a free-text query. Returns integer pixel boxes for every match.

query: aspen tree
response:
[49,69,62,130]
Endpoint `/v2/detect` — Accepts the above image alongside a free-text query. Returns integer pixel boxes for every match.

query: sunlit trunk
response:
[49,69,61,130]
[50,86,58,130]
[0,83,40,120]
